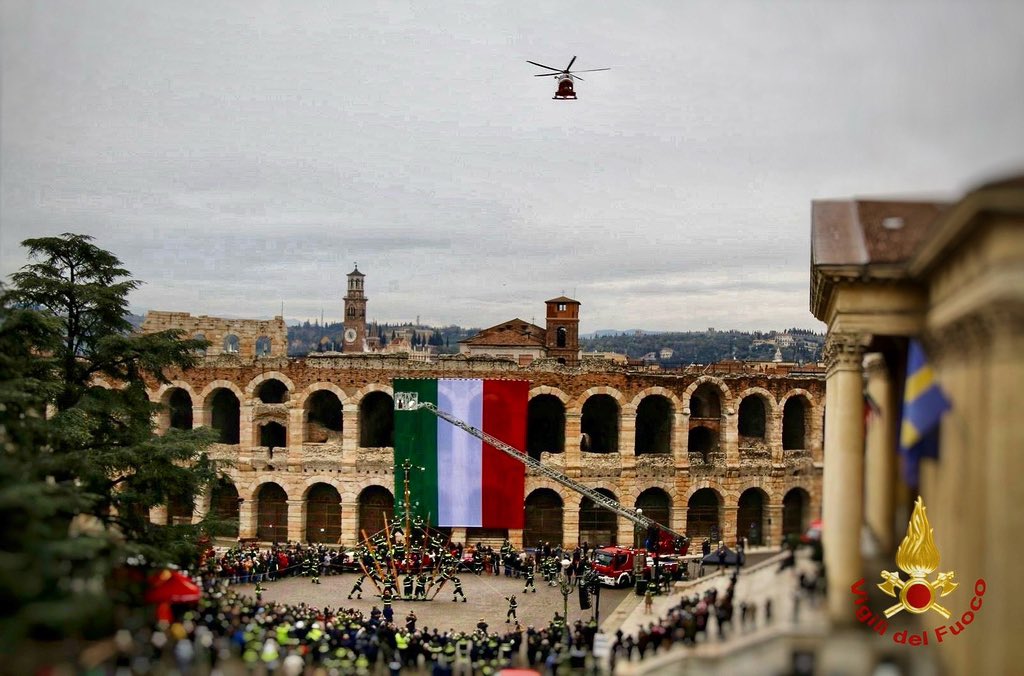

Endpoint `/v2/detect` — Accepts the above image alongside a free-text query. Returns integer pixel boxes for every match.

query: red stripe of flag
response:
[481,380,528,528]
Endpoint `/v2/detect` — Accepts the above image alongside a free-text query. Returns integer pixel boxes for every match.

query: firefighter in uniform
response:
[347,573,366,600]
[505,594,518,623]
[415,572,428,600]
[523,566,536,593]
[451,575,467,602]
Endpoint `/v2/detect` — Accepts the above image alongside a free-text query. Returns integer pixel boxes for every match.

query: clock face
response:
[344,328,357,344]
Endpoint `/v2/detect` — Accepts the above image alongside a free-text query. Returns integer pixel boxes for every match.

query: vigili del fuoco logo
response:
[850,496,987,646]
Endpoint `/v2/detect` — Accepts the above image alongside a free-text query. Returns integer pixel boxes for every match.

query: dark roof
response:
[459,318,546,347]
[348,266,365,277]
[545,296,580,305]
[811,199,949,267]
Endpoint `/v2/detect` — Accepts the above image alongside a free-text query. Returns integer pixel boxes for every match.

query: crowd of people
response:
[106,534,819,674]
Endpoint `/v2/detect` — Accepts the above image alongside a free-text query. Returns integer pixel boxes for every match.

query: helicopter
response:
[527,56,610,100]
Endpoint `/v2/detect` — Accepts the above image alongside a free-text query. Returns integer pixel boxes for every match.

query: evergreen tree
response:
[1,234,219,648]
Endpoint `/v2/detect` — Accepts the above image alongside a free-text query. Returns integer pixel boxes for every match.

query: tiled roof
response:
[811,199,949,267]
[460,318,546,347]
[545,296,580,304]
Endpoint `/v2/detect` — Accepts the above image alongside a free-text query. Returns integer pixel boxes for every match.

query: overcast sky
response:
[3,1,1023,333]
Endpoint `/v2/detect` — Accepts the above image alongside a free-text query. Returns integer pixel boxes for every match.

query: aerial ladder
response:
[394,392,688,546]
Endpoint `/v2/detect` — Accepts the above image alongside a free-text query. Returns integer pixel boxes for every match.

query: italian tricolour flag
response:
[393,378,528,528]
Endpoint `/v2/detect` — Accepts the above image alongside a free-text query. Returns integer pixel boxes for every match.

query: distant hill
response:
[581,329,824,365]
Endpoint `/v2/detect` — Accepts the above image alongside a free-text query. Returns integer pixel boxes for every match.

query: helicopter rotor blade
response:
[535,73,560,77]
[571,68,611,73]
[566,56,577,71]
[527,60,563,72]
[570,74,584,81]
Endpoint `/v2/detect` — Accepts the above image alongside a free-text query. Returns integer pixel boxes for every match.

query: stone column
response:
[672,412,689,471]
[288,407,305,472]
[564,412,582,477]
[508,528,524,549]
[618,515,637,548]
[341,499,360,546]
[766,504,784,549]
[863,353,897,552]
[562,507,580,548]
[822,333,866,624]
[620,411,637,475]
[238,498,255,539]
[342,403,360,465]
[287,499,304,542]
[770,410,784,465]
[449,527,467,547]
[721,409,739,466]
[721,506,738,547]
[192,405,207,428]
[670,506,686,536]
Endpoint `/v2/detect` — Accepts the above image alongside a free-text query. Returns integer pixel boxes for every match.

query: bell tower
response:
[545,296,580,365]
[343,264,367,353]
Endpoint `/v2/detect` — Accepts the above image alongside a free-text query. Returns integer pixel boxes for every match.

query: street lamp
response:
[557,558,576,645]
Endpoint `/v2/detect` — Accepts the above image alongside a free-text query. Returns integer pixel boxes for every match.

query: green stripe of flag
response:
[393,379,439,525]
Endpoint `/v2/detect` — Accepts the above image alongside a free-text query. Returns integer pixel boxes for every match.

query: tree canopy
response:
[1,233,220,647]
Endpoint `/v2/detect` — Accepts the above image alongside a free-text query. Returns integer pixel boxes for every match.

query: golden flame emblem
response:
[878,496,957,618]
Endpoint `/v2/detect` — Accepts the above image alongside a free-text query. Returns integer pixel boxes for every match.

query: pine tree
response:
[1,234,219,649]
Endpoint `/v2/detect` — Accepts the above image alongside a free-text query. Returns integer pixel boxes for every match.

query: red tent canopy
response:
[145,570,202,604]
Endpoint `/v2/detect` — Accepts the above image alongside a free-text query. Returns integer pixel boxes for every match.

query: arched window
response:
[579,488,617,546]
[306,483,342,543]
[527,394,565,459]
[209,479,239,537]
[738,396,766,438]
[737,488,769,546]
[635,488,671,538]
[166,388,193,430]
[783,488,810,538]
[556,326,567,348]
[687,488,722,540]
[581,394,619,453]
[635,395,672,454]
[782,396,809,450]
[358,485,394,537]
[360,392,394,447]
[208,388,240,444]
[306,390,343,442]
[689,384,722,419]
[223,334,240,354]
[256,379,288,404]
[255,336,272,357]
[256,483,288,542]
[192,333,207,357]
[524,489,563,548]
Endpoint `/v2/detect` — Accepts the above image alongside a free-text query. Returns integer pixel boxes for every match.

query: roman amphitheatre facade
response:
[140,302,824,550]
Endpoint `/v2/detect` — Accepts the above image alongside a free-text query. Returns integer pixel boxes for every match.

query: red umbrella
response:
[145,569,202,605]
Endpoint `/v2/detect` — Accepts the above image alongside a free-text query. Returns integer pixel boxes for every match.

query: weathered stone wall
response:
[151,354,824,549]
[141,311,287,359]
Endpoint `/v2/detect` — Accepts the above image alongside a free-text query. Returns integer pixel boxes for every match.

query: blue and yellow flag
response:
[899,340,951,485]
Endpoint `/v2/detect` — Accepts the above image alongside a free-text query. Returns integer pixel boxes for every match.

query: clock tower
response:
[343,264,367,353]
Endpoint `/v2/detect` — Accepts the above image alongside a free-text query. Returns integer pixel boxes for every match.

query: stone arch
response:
[683,377,733,414]
[151,380,200,404]
[570,386,627,414]
[294,382,349,408]
[206,387,240,444]
[528,385,572,405]
[783,487,811,538]
[304,388,344,443]
[737,487,770,546]
[579,487,618,547]
[305,482,342,543]
[156,384,195,432]
[254,482,288,542]
[686,485,724,541]
[781,392,813,451]
[580,392,621,454]
[556,327,567,348]
[245,371,296,401]
[527,393,566,459]
[523,488,564,549]
[359,390,394,448]
[635,487,672,535]
[633,393,674,455]
[358,485,394,537]
[223,334,240,354]
[737,388,778,440]
[255,335,272,357]
[209,478,240,537]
